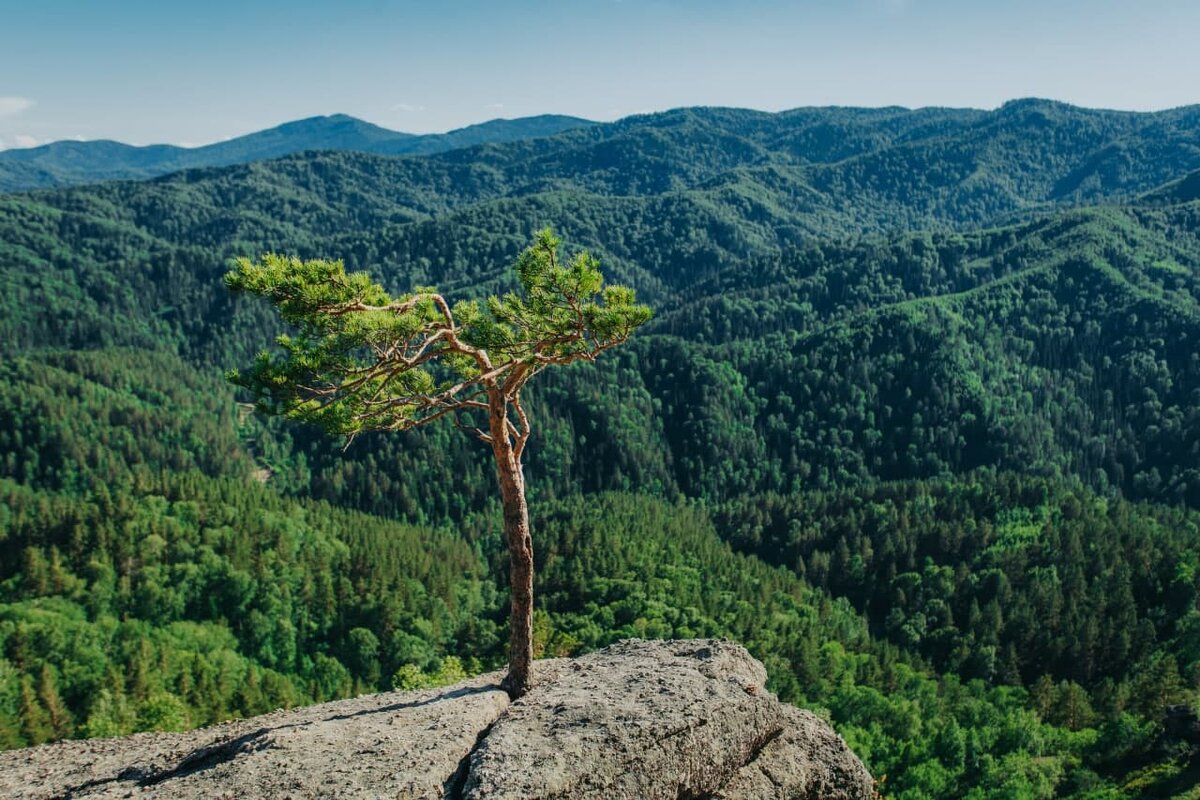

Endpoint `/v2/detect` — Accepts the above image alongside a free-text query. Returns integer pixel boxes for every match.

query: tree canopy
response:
[226,230,650,442]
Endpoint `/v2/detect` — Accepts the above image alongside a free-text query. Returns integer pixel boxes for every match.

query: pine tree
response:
[18,676,51,746]
[37,664,72,739]
[227,230,650,696]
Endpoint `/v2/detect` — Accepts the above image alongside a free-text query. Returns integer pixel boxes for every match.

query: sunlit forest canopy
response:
[3,103,1200,796]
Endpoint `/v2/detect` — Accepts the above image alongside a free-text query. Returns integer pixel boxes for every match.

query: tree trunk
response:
[489,392,534,698]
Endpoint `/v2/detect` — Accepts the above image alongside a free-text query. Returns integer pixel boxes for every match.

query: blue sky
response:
[1,0,1198,149]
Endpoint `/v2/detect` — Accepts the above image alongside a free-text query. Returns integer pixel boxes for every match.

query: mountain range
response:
[3,98,1200,798]
[0,113,594,192]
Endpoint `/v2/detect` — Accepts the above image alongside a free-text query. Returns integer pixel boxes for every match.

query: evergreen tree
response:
[37,664,72,740]
[227,229,651,695]
[18,676,51,746]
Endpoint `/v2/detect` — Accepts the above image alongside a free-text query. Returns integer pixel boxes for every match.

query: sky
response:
[2,0,1198,150]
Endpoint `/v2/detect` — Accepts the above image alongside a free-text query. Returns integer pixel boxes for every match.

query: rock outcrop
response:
[0,639,874,800]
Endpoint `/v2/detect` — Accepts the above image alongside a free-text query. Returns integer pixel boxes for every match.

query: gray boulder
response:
[463,639,783,799]
[0,639,874,799]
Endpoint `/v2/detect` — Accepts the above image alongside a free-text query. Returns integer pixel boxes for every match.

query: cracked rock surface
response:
[715,705,876,800]
[0,639,873,800]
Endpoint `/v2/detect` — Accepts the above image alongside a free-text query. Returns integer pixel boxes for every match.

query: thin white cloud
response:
[393,103,426,112]
[0,96,33,116]
[484,102,505,110]
[13,134,39,149]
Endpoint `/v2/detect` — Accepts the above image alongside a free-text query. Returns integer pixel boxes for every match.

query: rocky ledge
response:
[0,639,874,799]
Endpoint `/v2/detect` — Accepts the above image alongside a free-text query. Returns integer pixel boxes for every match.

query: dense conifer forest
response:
[4,101,1200,797]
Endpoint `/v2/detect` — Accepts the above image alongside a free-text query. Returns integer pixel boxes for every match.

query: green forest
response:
[3,102,1200,798]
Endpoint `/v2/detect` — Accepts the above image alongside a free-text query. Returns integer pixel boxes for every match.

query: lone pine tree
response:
[226,229,651,696]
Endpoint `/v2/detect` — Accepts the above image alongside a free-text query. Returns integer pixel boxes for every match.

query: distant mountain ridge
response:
[7,98,1200,198]
[0,113,596,192]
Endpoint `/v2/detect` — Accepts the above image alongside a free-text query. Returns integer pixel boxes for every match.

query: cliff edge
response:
[0,639,874,799]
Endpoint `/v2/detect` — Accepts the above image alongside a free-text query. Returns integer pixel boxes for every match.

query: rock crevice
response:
[0,639,874,800]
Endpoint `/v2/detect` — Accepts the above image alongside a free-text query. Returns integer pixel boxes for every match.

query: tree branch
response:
[512,393,532,461]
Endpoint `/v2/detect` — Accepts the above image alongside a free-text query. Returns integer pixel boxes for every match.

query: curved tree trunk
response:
[489,392,534,698]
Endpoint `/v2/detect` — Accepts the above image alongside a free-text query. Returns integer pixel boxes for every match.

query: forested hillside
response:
[3,102,1200,798]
